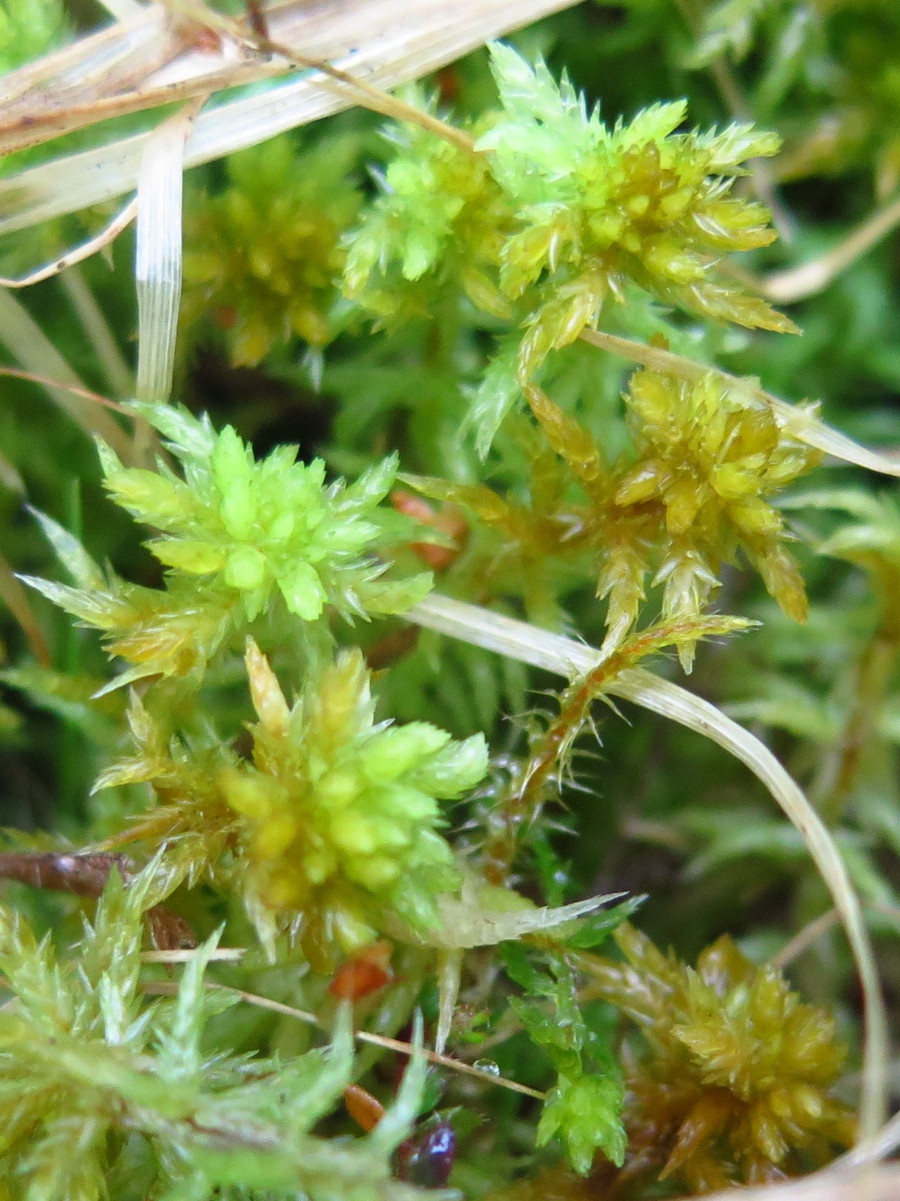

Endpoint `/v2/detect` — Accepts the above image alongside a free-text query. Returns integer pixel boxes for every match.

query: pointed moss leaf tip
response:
[537,1074,627,1173]
[401,879,626,949]
[504,931,630,1174]
[615,369,819,643]
[0,871,423,1194]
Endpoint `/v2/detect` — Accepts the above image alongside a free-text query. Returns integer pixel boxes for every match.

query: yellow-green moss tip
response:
[221,641,488,967]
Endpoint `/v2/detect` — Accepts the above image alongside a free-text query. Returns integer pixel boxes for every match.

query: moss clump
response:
[584,924,855,1194]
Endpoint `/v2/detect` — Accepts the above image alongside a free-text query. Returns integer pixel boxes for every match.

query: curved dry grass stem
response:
[407,593,888,1142]
[837,1107,900,1169]
[0,200,138,289]
[615,666,887,1142]
[761,190,900,303]
[676,1162,900,1201]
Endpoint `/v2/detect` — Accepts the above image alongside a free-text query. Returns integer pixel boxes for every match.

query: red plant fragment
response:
[329,939,394,1000]
[391,489,468,572]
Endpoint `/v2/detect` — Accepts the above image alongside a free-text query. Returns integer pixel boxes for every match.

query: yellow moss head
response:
[614,370,820,642]
[220,640,488,968]
[590,924,855,1193]
[182,135,361,365]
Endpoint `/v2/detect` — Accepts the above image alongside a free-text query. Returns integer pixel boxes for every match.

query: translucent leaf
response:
[27,507,104,590]
[415,882,625,949]
[153,929,234,1084]
[467,336,522,459]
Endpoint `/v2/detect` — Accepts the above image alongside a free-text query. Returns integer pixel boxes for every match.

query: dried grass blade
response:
[0,199,137,288]
[134,103,197,403]
[0,6,176,139]
[678,1162,900,1201]
[766,397,900,478]
[0,0,578,235]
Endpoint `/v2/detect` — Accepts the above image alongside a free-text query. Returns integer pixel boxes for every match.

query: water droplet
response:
[473,1058,501,1077]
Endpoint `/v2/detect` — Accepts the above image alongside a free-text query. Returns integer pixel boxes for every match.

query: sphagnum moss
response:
[581,925,855,1195]
[222,639,487,967]
[1,13,897,1200]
